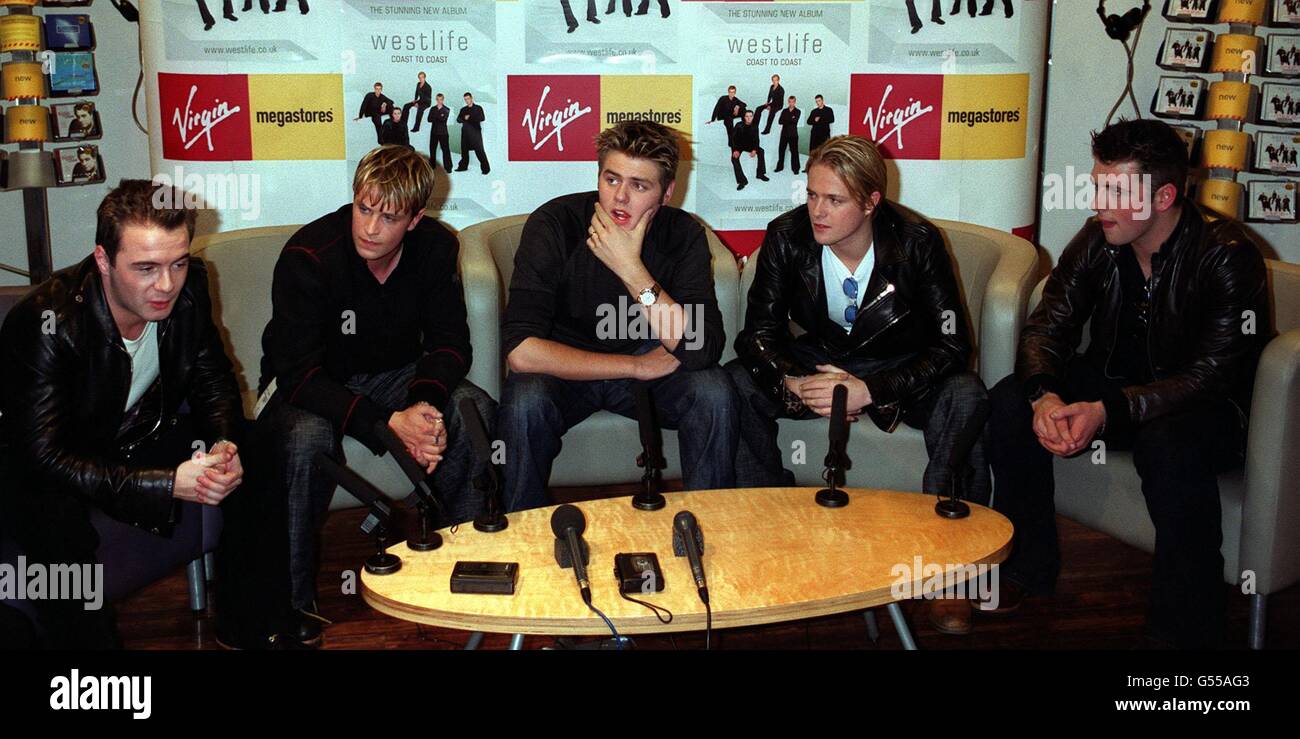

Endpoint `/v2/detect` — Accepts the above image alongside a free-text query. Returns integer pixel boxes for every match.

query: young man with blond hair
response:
[259,145,495,647]
[728,135,988,633]
[498,120,737,512]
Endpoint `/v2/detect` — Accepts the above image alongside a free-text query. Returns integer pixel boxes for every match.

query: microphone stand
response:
[632,384,666,511]
[373,422,443,551]
[815,449,849,508]
[634,446,667,511]
[934,466,971,519]
[361,509,402,575]
[473,466,509,533]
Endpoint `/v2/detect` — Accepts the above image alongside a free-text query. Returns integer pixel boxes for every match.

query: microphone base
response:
[935,498,971,519]
[473,511,509,533]
[815,487,849,508]
[365,551,402,575]
[632,492,666,511]
[407,531,443,551]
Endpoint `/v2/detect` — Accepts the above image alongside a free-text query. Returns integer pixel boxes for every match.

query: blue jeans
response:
[265,363,496,609]
[496,363,739,512]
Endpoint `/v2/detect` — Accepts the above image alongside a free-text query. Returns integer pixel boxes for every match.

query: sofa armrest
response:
[977,239,1039,387]
[701,222,742,365]
[1239,327,1300,596]
[458,224,504,400]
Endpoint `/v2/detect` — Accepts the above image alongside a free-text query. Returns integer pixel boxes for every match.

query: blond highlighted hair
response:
[352,145,435,217]
[594,120,680,189]
[806,135,888,210]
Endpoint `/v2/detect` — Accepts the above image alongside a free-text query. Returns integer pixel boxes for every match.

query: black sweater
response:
[259,205,471,453]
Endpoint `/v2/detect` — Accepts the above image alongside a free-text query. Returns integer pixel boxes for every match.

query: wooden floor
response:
[116,483,1299,650]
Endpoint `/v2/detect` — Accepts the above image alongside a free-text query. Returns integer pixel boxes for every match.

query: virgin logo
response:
[521,85,591,152]
[171,85,242,153]
[862,84,933,153]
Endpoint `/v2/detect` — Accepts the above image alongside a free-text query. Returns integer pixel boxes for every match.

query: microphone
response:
[313,452,401,574]
[934,396,991,520]
[816,384,850,508]
[374,421,443,551]
[459,397,508,532]
[672,511,709,605]
[551,505,591,605]
[632,383,666,511]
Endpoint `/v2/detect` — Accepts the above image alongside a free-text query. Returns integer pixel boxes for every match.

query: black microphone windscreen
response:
[829,384,849,444]
[459,397,494,464]
[551,504,586,539]
[674,510,697,532]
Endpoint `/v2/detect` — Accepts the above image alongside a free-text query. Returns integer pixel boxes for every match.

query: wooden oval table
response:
[362,487,1013,649]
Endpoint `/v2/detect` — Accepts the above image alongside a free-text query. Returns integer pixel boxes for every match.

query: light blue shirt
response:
[822,242,875,332]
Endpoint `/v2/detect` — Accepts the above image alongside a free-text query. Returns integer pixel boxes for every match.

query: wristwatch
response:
[637,282,661,307]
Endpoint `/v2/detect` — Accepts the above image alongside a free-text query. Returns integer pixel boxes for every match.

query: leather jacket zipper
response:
[858,283,907,347]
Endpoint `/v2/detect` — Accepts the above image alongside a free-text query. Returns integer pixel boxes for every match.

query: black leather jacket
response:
[0,256,243,534]
[1019,202,1270,431]
[735,201,973,431]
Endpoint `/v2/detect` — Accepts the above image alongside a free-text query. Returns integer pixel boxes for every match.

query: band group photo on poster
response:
[560,0,672,34]
[192,0,311,32]
[355,74,490,174]
[706,75,836,191]
[903,0,1015,35]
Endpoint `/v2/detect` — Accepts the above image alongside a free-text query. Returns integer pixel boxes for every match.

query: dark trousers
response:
[457,130,490,174]
[775,133,800,173]
[721,118,736,147]
[0,415,234,649]
[756,103,779,134]
[403,102,430,133]
[951,0,976,15]
[987,358,1245,648]
[561,0,597,27]
[196,0,233,25]
[726,346,990,502]
[810,128,830,153]
[369,115,384,145]
[242,0,269,11]
[273,0,309,11]
[982,0,1013,16]
[907,0,942,27]
[732,148,766,185]
[429,132,452,171]
[265,364,496,609]
[606,0,631,15]
[637,0,670,16]
[497,363,739,513]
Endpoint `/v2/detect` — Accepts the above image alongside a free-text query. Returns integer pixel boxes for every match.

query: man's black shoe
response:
[971,577,1029,615]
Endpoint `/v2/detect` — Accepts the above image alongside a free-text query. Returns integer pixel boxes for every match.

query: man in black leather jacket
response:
[728,134,990,511]
[984,119,1270,648]
[0,180,248,648]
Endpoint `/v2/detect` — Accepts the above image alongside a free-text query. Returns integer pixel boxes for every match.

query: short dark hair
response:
[1090,119,1189,201]
[96,180,197,264]
[815,94,824,100]
[463,92,472,98]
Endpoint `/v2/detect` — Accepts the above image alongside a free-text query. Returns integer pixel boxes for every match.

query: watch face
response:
[639,290,656,306]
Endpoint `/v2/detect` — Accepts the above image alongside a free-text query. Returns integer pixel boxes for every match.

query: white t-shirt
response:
[821,242,875,332]
[122,321,160,412]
